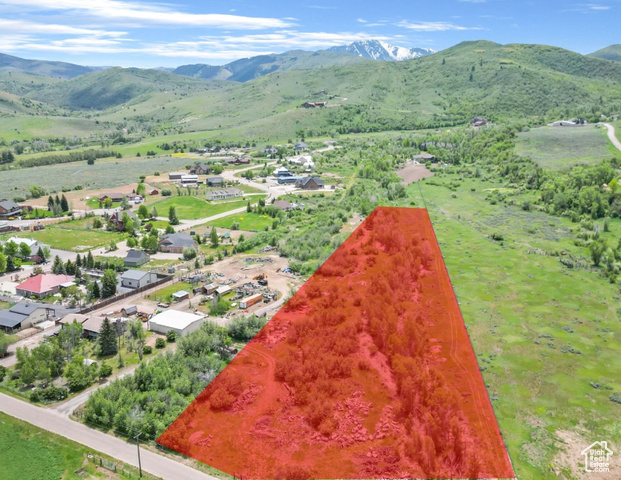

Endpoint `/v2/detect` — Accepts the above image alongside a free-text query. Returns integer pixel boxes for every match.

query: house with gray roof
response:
[0,199,21,218]
[159,233,198,254]
[0,302,62,332]
[295,177,325,190]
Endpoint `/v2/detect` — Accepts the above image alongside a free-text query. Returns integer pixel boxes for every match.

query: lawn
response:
[515,125,612,170]
[0,412,154,480]
[150,196,211,220]
[404,173,621,480]
[5,225,125,252]
[203,212,275,232]
[146,282,194,303]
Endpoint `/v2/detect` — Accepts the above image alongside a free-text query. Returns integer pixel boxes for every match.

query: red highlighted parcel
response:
[158,207,515,479]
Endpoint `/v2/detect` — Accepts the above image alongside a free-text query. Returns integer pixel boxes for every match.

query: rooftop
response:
[150,310,205,330]
[17,274,71,294]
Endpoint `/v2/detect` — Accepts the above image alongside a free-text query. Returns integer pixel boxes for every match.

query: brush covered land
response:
[1,40,621,480]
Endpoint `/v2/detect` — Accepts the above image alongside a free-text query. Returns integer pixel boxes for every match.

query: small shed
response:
[121,306,138,317]
[172,290,190,302]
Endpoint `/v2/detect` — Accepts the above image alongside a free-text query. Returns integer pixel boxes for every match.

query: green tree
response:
[90,281,101,299]
[98,318,118,356]
[0,252,6,274]
[101,269,117,298]
[0,331,11,357]
[60,194,69,212]
[137,204,148,219]
[3,241,17,258]
[52,255,65,274]
[210,227,219,247]
[590,241,605,266]
[86,251,94,269]
[169,206,180,225]
[128,320,147,361]
[150,206,158,219]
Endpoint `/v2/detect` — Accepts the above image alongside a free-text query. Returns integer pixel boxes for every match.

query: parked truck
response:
[239,293,263,309]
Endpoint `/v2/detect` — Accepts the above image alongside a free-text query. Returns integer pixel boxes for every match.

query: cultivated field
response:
[515,125,611,170]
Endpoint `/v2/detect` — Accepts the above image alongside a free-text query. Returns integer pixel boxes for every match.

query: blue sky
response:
[0,0,618,67]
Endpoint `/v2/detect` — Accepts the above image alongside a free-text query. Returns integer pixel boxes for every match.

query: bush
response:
[0,365,6,382]
[30,386,69,403]
[161,189,172,196]
[155,338,166,349]
[99,363,113,378]
[166,330,177,343]
[142,345,153,355]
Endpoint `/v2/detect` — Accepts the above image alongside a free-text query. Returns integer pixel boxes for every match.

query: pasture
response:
[3,224,124,252]
[405,173,621,480]
[515,125,612,170]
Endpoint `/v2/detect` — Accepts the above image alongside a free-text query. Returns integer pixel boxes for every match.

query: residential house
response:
[0,222,19,234]
[206,188,244,201]
[274,166,293,178]
[59,314,89,326]
[263,147,279,156]
[296,177,325,190]
[272,200,294,211]
[168,172,186,180]
[190,163,210,175]
[120,270,158,289]
[412,152,436,163]
[206,176,224,187]
[0,199,21,218]
[124,249,150,267]
[16,274,71,298]
[127,194,143,204]
[227,157,250,165]
[550,120,576,126]
[81,316,121,339]
[109,210,137,231]
[149,310,206,337]
[6,237,44,253]
[0,302,59,332]
[158,233,198,254]
[294,142,308,151]
[98,193,124,203]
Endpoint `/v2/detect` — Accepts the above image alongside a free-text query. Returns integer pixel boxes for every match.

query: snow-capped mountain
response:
[329,40,435,62]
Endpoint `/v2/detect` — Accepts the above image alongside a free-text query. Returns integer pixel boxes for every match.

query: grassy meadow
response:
[515,125,612,170]
[2,224,125,252]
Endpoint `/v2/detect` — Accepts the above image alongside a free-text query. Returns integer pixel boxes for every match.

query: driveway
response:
[602,123,621,152]
[0,392,216,480]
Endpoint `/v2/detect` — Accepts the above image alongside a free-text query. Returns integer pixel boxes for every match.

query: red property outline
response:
[158,207,515,479]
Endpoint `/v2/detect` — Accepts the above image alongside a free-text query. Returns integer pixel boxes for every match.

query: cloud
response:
[0,0,293,29]
[357,18,367,23]
[396,20,483,31]
[0,19,126,37]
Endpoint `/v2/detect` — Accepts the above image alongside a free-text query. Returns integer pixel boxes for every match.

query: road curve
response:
[0,392,216,480]
[602,123,621,152]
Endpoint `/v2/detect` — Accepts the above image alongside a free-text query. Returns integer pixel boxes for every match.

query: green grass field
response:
[146,282,194,303]
[150,196,211,220]
[515,125,611,170]
[404,174,621,480]
[0,412,153,480]
[203,212,274,232]
[3,225,125,252]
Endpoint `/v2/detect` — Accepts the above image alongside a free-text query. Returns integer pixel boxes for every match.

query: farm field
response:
[515,125,611,170]
[0,412,151,480]
[203,211,274,231]
[2,224,125,252]
[407,174,621,480]
[0,155,200,201]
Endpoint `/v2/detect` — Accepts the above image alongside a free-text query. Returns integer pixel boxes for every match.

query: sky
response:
[0,0,619,68]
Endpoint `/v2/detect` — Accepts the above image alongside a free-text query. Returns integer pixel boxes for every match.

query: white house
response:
[120,270,158,289]
[149,310,206,337]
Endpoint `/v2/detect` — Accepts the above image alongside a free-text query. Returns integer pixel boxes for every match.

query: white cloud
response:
[357,18,367,23]
[396,21,483,31]
[0,0,293,29]
[0,19,126,37]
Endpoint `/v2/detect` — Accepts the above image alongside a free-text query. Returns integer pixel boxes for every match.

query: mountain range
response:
[328,40,435,61]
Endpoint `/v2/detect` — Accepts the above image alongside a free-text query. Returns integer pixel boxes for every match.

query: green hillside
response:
[173,49,370,82]
[589,44,621,62]
[27,67,227,110]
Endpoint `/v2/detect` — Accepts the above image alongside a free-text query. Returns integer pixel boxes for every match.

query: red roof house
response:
[16,274,71,298]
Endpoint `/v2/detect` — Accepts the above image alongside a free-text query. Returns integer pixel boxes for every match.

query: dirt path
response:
[602,123,621,152]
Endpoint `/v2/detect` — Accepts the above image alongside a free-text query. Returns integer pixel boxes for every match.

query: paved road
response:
[0,392,216,480]
[602,123,621,152]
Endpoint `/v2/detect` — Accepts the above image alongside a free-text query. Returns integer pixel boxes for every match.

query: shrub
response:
[0,365,6,382]
[142,345,153,355]
[161,189,172,196]
[99,363,113,378]
[166,330,177,343]
[155,338,166,349]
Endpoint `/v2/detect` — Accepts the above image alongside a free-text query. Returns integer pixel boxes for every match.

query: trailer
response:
[239,294,263,309]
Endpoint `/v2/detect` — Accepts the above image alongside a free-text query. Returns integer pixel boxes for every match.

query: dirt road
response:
[602,123,621,152]
[0,392,216,480]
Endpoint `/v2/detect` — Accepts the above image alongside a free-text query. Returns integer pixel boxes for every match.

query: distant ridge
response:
[329,40,436,61]
[0,52,101,79]
[589,44,621,62]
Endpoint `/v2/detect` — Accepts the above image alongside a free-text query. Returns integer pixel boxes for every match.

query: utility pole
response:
[135,432,142,478]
